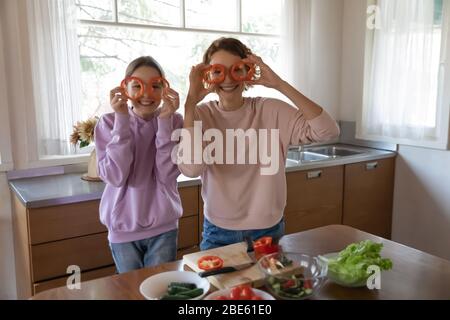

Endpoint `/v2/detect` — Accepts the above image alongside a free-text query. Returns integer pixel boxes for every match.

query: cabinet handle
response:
[307,170,322,179]
[366,162,378,170]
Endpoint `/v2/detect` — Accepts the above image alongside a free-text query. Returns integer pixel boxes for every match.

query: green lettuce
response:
[327,240,393,286]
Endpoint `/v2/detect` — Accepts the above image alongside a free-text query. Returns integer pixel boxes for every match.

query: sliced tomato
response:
[230,287,242,300]
[303,279,313,289]
[251,295,263,300]
[215,295,228,300]
[282,279,295,289]
[253,236,272,249]
[197,255,224,271]
[240,287,254,300]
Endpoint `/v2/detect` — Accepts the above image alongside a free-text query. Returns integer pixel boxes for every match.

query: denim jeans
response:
[110,229,178,273]
[200,218,285,251]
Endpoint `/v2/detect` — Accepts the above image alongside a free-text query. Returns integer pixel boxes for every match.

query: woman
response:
[178,38,340,250]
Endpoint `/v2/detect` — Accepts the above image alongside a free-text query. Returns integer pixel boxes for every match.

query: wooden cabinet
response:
[284,158,395,238]
[284,166,344,234]
[12,185,200,298]
[343,158,395,239]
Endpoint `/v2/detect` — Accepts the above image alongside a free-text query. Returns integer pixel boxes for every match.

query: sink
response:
[304,146,364,158]
[287,150,331,163]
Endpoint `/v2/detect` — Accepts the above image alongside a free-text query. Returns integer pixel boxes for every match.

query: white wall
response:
[310,0,344,120]
[340,0,450,261]
[392,146,450,260]
[340,0,366,122]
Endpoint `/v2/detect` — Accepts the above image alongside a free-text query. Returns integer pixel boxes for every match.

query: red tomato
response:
[230,287,242,300]
[251,295,263,300]
[304,279,313,289]
[253,236,272,249]
[215,295,228,300]
[240,287,254,300]
[282,279,295,289]
[197,255,224,271]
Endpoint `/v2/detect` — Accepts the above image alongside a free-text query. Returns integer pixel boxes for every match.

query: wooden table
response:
[32,225,450,300]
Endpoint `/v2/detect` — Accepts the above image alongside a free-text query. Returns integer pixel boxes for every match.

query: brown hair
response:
[203,37,253,64]
[125,56,165,78]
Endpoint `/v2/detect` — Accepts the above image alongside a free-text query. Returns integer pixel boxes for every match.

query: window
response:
[76,0,282,123]
[360,0,450,149]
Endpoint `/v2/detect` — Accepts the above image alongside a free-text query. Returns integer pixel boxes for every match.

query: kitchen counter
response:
[30,225,450,300]
[8,144,395,209]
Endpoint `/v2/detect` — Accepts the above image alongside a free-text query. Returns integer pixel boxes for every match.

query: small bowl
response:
[258,252,327,300]
[204,288,275,300]
[139,271,210,300]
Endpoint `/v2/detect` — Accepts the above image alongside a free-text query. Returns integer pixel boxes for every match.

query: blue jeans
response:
[110,229,178,273]
[200,218,285,251]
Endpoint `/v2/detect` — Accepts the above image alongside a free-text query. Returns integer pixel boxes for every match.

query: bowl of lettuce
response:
[319,240,393,288]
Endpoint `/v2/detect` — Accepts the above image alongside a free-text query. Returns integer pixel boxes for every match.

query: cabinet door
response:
[343,158,395,238]
[285,166,343,234]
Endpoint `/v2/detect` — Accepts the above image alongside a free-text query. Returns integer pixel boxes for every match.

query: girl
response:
[95,56,183,273]
[178,38,340,250]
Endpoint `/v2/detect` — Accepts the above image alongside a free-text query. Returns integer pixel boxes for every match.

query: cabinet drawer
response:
[33,265,116,295]
[28,200,105,245]
[31,232,114,282]
[285,166,343,234]
[178,215,199,250]
[179,186,199,217]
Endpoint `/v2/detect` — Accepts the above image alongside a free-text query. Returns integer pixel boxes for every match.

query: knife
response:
[198,261,255,278]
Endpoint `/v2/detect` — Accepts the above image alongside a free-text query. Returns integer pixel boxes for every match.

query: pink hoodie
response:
[178,97,340,230]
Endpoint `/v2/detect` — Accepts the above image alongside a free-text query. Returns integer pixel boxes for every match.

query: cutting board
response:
[182,242,266,289]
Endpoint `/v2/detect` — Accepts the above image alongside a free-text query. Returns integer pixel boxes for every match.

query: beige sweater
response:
[178,97,340,230]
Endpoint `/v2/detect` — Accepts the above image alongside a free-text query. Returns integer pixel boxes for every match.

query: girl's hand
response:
[159,87,180,119]
[186,63,215,108]
[243,55,284,90]
[110,87,129,115]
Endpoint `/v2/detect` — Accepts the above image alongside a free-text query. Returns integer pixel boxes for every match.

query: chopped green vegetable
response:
[327,240,393,286]
[168,282,197,290]
[162,282,204,300]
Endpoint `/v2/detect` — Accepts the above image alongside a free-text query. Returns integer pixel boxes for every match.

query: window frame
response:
[357,0,450,150]
[77,0,279,38]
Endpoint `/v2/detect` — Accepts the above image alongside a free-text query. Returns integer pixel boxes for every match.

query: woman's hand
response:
[110,87,129,115]
[159,87,180,119]
[243,55,284,90]
[186,63,215,108]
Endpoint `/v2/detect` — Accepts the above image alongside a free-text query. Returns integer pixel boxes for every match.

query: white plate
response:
[204,288,276,300]
[139,271,210,300]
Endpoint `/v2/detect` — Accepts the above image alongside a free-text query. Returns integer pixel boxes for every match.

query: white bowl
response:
[204,288,276,300]
[139,271,210,300]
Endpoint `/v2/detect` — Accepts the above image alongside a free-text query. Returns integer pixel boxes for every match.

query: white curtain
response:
[26,0,83,156]
[361,0,448,144]
[280,0,312,96]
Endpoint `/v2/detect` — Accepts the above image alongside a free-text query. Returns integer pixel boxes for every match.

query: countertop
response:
[8,144,396,209]
[30,225,450,300]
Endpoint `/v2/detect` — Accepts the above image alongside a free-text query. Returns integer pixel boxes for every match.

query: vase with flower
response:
[70,117,102,182]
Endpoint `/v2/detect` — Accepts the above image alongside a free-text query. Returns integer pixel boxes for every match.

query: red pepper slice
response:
[197,255,224,271]
[253,236,279,260]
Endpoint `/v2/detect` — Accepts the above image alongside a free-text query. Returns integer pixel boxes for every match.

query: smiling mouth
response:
[219,84,240,93]
[138,100,156,107]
